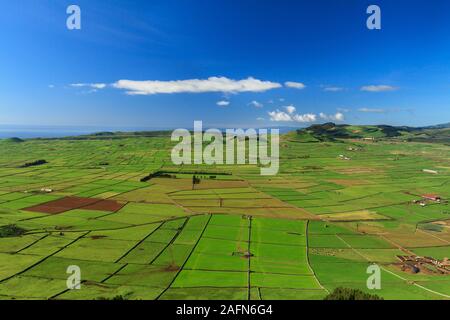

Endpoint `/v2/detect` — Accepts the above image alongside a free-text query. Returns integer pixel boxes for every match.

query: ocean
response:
[0,125,299,139]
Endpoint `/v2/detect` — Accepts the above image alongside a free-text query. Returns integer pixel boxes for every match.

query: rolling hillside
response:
[288,122,450,143]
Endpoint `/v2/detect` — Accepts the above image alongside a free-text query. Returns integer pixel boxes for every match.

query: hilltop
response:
[287,122,450,143]
[4,137,24,143]
[421,122,450,129]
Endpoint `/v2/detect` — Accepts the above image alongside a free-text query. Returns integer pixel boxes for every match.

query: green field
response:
[0,130,449,300]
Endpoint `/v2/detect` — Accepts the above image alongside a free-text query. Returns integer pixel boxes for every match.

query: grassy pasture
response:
[0,134,449,300]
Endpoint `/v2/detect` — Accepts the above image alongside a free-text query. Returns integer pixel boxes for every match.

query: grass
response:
[0,132,449,300]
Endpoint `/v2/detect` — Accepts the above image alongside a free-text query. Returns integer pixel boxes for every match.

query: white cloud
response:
[256,117,265,121]
[323,86,344,92]
[358,107,386,113]
[285,105,296,114]
[268,106,344,123]
[268,108,317,123]
[92,83,107,89]
[292,113,317,122]
[285,81,306,89]
[217,100,230,107]
[48,84,55,89]
[112,77,282,95]
[268,110,292,122]
[279,98,285,102]
[337,108,350,113]
[334,112,345,121]
[360,85,397,92]
[319,112,345,122]
[70,83,107,89]
[249,100,263,108]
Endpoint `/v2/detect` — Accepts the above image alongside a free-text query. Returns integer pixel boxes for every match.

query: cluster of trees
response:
[324,287,383,300]
[96,295,127,300]
[140,171,176,182]
[0,225,27,238]
[19,159,47,168]
[141,171,224,183]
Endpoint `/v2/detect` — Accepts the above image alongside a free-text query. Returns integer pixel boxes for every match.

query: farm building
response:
[397,255,450,275]
[413,194,444,206]
[422,194,442,202]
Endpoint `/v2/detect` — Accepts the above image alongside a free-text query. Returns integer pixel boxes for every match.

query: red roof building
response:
[422,194,441,201]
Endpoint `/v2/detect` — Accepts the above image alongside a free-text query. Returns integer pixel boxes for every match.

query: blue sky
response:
[1,0,450,129]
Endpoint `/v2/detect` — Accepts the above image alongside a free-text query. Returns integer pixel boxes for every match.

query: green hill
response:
[421,122,450,129]
[4,137,24,143]
[292,123,450,143]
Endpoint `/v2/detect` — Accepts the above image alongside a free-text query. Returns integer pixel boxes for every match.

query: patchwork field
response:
[0,133,449,300]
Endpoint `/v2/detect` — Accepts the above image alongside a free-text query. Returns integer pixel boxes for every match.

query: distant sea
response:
[0,125,167,139]
[0,125,299,139]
